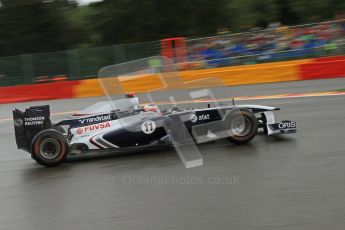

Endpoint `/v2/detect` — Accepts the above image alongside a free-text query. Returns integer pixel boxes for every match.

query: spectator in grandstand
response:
[187,20,345,68]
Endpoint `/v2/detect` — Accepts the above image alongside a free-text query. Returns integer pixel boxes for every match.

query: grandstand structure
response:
[185,19,345,69]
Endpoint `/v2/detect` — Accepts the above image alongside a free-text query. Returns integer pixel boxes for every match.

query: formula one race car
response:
[13,92,296,167]
[13,56,296,167]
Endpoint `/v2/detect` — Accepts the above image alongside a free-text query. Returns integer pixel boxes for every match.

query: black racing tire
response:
[226,109,258,145]
[51,125,66,134]
[31,129,68,167]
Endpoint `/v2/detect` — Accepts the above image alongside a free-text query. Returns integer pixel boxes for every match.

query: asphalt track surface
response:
[1,78,345,230]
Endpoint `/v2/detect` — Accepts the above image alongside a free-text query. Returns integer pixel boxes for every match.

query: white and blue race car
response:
[13,92,296,167]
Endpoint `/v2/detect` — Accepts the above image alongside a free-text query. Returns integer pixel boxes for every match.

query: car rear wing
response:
[13,105,51,153]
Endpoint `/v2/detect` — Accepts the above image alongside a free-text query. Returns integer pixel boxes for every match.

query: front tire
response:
[226,109,258,145]
[31,129,68,167]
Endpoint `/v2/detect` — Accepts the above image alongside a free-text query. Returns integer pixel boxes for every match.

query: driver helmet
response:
[144,104,159,112]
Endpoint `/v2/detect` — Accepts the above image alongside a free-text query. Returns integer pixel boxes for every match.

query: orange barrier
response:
[1,56,344,104]
[74,75,166,98]
[179,59,310,85]
[74,59,311,98]
[74,79,103,98]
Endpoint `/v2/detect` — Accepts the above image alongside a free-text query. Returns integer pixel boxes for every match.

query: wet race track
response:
[0,78,345,230]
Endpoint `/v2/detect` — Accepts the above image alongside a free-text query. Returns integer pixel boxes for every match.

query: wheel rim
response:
[39,138,61,160]
[230,116,251,137]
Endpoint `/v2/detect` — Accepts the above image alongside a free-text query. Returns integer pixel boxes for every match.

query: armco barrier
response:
[1,56,344,104]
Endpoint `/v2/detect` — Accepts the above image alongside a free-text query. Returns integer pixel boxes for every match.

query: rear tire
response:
[226,109,258,145]
[31,129,68,167]
[51,125,66,134]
